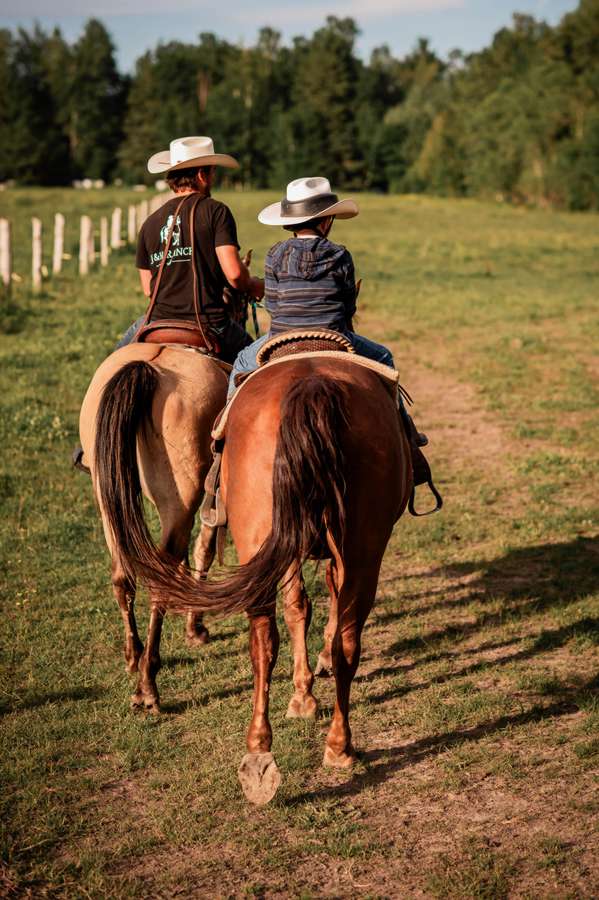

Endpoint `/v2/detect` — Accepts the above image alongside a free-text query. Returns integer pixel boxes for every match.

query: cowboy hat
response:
[147,136,239,174]
[258,177,359,226]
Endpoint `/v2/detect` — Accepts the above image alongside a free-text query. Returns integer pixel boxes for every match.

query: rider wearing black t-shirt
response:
[122,138,263,363]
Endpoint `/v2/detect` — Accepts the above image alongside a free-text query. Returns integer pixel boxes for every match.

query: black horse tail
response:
[150,375,349,617]
[94,360,174,584]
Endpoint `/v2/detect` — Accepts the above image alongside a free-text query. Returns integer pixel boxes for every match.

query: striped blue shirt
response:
[265,236,357,335]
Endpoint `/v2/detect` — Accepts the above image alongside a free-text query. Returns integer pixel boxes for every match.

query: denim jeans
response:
[227,331,395,399]
[116,315,145,349]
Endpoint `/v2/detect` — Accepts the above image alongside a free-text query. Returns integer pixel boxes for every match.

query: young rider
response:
[228,176,437,493]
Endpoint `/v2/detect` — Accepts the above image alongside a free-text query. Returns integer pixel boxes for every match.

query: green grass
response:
[1,189,598,897]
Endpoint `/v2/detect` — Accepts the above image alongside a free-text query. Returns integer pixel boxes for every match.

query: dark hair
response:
[283,215,330,233]
[166,165,213,192]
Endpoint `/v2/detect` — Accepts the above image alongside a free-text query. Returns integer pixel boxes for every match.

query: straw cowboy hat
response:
[258,177,359,226]
[147,136,239,174]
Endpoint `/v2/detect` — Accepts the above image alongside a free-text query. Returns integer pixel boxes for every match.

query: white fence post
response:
[53,213,65,275]
[137,200,149,232]
[0,218,11,291]
[79,215,91,275]
[127,205,136,244]
[110,207,122,249]
[32,217,42,293]
[88,220,96,266]
[100,217,109,267]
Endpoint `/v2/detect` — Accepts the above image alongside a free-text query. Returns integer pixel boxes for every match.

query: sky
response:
[0,0,580,72]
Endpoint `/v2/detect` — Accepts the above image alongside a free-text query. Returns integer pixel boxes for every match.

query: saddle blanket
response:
[212,350,399,441]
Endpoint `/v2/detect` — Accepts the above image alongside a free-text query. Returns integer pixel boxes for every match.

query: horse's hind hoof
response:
[186,627,210,648]
[323,744,357,768]
[238,752,281,805]
[286,694,318,719]
[314,652,333,678]
[130,692,160,715]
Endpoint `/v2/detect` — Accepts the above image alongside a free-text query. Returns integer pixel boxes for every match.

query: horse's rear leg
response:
[315,560,338,678]
[185,523,217,647]
[283,567,318,719]
[111,557,143,675]
[132,515,192,713]
[238,608,281,805]
[323,570,378,768]
[131,605,164,715]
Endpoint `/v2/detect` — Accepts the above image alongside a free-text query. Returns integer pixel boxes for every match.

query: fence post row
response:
[0,218,11,291]
[32,218,42,293]
[2,197,159,291]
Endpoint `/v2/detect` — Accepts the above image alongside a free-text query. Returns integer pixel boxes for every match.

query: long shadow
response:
[355,635,523,684]
[0,684,104,716]
[287,677,598,806]
[382,536,599,659]
[361,617,599,706]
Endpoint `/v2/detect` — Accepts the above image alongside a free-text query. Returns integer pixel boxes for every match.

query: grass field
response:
[1,188,598,898]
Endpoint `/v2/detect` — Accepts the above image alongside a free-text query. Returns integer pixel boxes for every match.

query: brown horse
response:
[78,343,229,712]
[115,354,412,802]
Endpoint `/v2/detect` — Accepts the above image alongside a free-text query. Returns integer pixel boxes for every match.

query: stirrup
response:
[408,479,443,517]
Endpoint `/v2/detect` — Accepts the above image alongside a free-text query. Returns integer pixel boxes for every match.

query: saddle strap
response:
[141,196,187,328]
[189,195,217,353]
[199,448,227,528]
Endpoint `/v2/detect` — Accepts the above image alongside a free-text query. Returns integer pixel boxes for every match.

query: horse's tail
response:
[151,375,349,617]
[94,360,174,584]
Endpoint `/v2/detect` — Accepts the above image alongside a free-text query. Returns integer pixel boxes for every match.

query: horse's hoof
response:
[286,694,318,719]
[185,627,210,648]
[238,752,281,805]
[323,744,357,768]
[314,653,333,678]
[130,692,160,714]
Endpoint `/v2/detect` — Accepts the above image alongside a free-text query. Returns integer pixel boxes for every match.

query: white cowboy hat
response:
[258,177,359,226]
[147,136,239,174]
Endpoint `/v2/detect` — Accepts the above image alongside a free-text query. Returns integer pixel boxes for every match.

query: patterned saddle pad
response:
[256,329,354,366]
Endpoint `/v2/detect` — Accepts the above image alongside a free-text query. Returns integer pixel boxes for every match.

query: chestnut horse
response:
[78,343,229,712]
[115,354,412,802]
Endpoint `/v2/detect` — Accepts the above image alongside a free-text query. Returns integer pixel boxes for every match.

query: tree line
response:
[1,1,598,209]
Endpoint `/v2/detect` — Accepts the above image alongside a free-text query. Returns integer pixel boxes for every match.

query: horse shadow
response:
[286,536,599,802]
[372,534,599,662]
[287,674,598,806]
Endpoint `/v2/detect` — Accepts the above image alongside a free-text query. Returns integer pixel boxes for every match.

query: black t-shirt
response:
[135,193,239,331]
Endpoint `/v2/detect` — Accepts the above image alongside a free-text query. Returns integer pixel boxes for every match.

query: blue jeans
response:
[227,331,394,398]
[116,315,145,349]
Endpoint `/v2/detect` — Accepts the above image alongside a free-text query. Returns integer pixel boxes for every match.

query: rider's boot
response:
[72,445,90,475]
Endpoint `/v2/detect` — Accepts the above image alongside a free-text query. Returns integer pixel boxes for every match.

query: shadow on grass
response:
[379,536,599,658]
[287,676,599,806]
[0,297,33,335]
[360,616,599,706]
[0,684,104,716]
